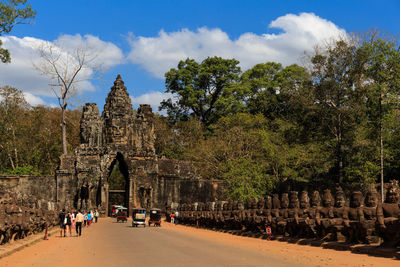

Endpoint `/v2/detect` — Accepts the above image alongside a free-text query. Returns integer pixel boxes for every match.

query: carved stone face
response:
[311,191,321,207]
[386,191,398,204]
[257,199,264,209]
[322,190,333,207]
[365,192,378,207]
[264,196,272,209]
[350,192,362,208]
[335,195,345,208]
[272,194,281,209]
[281,194,289,208]
[289,191,300,209]
[300,191,310,209]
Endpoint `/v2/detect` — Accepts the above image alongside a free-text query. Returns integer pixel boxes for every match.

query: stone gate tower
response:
[56,75,223,215]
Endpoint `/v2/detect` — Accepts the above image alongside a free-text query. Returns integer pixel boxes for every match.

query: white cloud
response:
[23,92,46,106]
[131,91,173,113]
[127,12,347,78]
[0,34,124,104]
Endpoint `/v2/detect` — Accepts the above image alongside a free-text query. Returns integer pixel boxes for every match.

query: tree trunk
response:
[379,93,384,203]
[61,100,68,155]
[337,113,343,183]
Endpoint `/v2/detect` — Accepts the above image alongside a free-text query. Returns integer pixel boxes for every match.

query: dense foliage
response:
[0,0,36,63]
[158,37,400,201]
[0,86,80,175]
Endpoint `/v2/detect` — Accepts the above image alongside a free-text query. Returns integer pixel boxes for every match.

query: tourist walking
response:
[70,210,75,230]
[75,210,84,236]
[84,211,88,227]
[90,210,94,224]
[65,211,72,236]
[174,210,179,225]
[87,211,92,226]
[170,212,175,224]
[59,208,66,237]
[95,210,99,223]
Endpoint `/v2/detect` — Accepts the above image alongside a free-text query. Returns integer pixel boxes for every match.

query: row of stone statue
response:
[176,181,400,248]
[0,191,59,245]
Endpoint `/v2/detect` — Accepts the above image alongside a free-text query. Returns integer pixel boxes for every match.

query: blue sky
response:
[1,0,399,112]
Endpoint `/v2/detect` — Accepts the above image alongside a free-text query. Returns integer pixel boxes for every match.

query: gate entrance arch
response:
[107,153,130,216]
[56,75,224,214]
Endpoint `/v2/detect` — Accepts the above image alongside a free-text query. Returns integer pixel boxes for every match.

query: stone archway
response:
[107,153,130,216]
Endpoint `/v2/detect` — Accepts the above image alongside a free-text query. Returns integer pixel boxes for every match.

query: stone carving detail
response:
[0,190,58,246]
[177,182,400,248]
[56,75,219,214]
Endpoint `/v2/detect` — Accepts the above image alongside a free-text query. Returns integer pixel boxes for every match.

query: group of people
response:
[58,209,100,237]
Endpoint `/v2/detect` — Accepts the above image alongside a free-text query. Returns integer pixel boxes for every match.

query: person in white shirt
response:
[75,210,84,236]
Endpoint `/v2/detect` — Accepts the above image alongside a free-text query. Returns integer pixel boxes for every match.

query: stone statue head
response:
[385,180,399,204]
[311,190,321,207]
[257,198,265,209]
[322,189,334,207]
[238,201,244,210]
[251,198,258,209]
[300,191,310,209]
[350,191,363,208]
[264,196,272,209]
[232,201,238,210]
[272,194,281,209]
[281,193,289,208]
[365,189,378,208]
[334,185,346,208]
[289,191,300,209]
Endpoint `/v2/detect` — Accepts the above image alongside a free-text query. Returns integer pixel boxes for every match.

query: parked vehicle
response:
[148,208,161,227]
[111,205,123,217]
[132,208,146,227]
[116,207,128,222]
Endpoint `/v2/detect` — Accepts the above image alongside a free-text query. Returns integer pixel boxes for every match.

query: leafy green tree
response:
[358,37,400,200]
[240,62,312,121]
[310,39,365,183]
[160,57,242,127]
[0,0,36,63]
[0,85,29,170]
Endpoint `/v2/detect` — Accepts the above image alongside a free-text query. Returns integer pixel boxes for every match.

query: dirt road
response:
[1,218,397,267]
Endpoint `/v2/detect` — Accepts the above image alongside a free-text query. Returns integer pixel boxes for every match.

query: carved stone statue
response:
[359,186,379,244]
[377,180,400,247]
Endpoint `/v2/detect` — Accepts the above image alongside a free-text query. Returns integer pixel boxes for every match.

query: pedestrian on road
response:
[174,210,179,225]
[75,210,84,236]
[84,211,88,227]
[170,211,175,224]
[95,210,99,223]
[59,208,66,237]
[70,210,75,230]
[65,211,72,236]
[87,211,92,226]
[90,210,94,224]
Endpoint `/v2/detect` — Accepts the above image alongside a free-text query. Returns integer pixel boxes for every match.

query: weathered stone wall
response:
[0,179,59,246]
[0,175,56,204]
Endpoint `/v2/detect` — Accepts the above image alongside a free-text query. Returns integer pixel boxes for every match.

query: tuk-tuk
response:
[111,205,123,217]
[148,208,161,227]
[116,207,128,222]
[132,208,146,227]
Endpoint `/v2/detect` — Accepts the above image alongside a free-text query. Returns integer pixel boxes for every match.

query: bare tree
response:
[33,42,100,155]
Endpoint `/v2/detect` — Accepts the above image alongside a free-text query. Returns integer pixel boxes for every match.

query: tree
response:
[0,85,29,169]
[0,0,36,63]
[359,37,400,201]
[310,39,365,183]
[33,42,99,155]
[160,57,242,127]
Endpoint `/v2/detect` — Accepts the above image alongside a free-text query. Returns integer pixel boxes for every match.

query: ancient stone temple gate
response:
[56,75,223,215]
